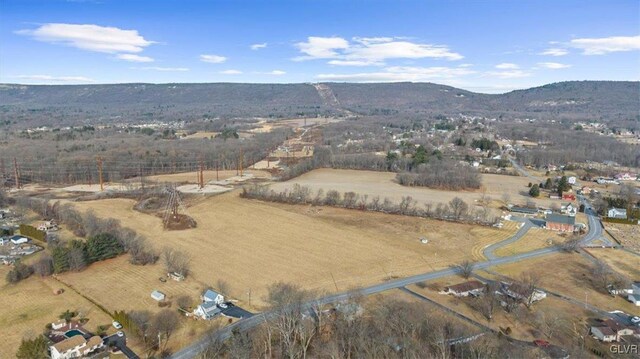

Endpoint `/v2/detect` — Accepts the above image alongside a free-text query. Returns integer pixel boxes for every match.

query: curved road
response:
[483,217,533,260]
[171,196,605,359]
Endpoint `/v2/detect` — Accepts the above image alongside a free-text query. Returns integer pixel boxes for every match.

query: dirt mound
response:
[160,213,197,231]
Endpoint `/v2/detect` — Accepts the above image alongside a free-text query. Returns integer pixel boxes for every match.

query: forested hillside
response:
[0,81,637,128]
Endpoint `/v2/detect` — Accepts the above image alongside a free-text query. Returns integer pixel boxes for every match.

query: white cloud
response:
[295,36,350,59]
[537,62,571,69]
[266,70,286,75]
[116,54,154,63]
[16,23,154,53]
[15,75,95,83]
[316,65,475,82]
[219,69,242,75]
[200,54,227,63]
[539,48,569,56]
[250,43,267,50]
[327,60,384,66]
[495,63,519,69]
[295,36,463,64]
[485,69,531,79]
[138,66,189,72]
[570,35,640,55]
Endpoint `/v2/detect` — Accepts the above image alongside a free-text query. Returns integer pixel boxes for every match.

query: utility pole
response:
[96,157,104,191]
[216,159,219,181]
[239,148,244,177]
[198,157,204,189]
[13,158,20,189]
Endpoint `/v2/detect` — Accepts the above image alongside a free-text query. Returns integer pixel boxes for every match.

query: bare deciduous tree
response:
[162,248,191,277]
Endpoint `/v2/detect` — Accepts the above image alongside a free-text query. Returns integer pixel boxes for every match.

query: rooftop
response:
[546,213,575,225]
[52,335,86,353]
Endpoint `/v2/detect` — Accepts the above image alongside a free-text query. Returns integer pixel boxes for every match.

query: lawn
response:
[0,269,113,359]
[493,227,566,257]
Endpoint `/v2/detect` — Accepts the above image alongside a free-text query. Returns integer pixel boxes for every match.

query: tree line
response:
[241,184,497,225]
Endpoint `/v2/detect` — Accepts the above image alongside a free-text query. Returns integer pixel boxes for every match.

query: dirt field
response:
[270,169,559,213]
[493,227,566,257]
[0,269,113,359]
[140,169,270,184]
[64,192,517,311]
[486,253,640,315]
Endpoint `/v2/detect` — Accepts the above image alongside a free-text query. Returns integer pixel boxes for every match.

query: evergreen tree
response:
[529,184,540,197]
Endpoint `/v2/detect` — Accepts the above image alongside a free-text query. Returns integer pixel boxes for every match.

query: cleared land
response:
[270,169,559,213]
[64,192,517,311]
[493,227,566,257]
[142,169,270,184]
[486,253,640,315]
[0,269,113,359]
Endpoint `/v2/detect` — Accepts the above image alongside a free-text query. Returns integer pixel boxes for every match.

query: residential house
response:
[608,208,627,219]
[202,289,225,305]
[151,290,165,302]
[0,237,7,246]
[615,173,637,181]
[567,176,577,185]
[590,326,617,342]
[441,281,485,297]
[193,301,222,320]
[9,235,28,245]
[509,206,538,215]
[37,220,58,232]
[545,214,575,232]
[50,335,103,359]
[561,203,577,217]
[581,186,592,195]
[500,282,547,304]
[628,283,640,306]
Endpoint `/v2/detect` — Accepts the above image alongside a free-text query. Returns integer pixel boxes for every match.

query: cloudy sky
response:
[1,0,638,93]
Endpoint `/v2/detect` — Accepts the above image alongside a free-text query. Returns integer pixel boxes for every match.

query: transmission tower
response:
[162,184,190,229]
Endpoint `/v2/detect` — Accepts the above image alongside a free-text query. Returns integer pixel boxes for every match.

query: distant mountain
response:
[0,81,637,127]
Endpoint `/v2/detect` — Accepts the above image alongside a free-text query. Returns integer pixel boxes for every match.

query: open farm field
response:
[493,227,566,257]
[486,253,640,315]
[0,268,113,359]
[270,169,559,211]
[603,223,640,252]
[65,192,517,312]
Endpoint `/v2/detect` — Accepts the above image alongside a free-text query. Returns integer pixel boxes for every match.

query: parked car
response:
[631,316,640,324]
[116,331,124,337]
[219,303,228,309]
[112,321,123,329]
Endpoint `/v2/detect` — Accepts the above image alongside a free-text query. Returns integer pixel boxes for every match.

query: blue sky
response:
[0,0,638,93]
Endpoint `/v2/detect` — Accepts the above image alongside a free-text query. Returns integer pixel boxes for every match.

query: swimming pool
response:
[64,329,84,338]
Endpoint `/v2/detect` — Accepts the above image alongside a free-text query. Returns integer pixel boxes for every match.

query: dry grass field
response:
[486,253,640,315]
[493,228,566,257]
[270,169,558,213]
[603,223,640,252]
[586,248,640,279]
[64,192,517,312]
[406,278,590,343]
[0,268,113,359]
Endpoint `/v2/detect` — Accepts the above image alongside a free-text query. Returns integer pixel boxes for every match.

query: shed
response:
[9,235,28,245]
[151,290,166,302]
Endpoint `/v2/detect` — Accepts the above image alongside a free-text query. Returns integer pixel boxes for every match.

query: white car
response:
[219,303,228,309]
[112,321,123,329]
[116,331,124,337]
[631,316,640,324]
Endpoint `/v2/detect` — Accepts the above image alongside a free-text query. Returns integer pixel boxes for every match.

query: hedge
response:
[18,224,46,242]
[602,217,638,225]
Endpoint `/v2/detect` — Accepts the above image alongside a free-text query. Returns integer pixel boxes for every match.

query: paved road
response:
[508,158,541,182]
[171,197,603,359]
[483,218,533,260]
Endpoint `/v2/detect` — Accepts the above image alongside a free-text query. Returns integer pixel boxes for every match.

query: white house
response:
[591,326,617,342]
[202,289,225,305]
[194,301,222,320]
[568,176,577,185]
[50,335,103,359]
[628,283,640,306]
[608,208,627,219]
[9,235,28,245]
[561,203,577,217]
[151,290,166,302]
[441,281,485,297]
[615,172,637,181]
